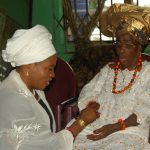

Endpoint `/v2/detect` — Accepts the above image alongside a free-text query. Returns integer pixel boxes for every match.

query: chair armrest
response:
[61,97,77,105]
[55,97,79,132]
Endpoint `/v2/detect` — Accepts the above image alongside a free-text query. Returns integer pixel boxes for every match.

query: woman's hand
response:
[86,113,139,141]
[79,102,100,125]
[87,101,99,109]
[87,123,119,141]
[67,102,100,138]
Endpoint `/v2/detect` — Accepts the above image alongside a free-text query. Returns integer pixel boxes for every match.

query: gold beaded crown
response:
[101,3,150,44]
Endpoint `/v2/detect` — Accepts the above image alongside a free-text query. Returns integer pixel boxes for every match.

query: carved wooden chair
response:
[44,57,78,132]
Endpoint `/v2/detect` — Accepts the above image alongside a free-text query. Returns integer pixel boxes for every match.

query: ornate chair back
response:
[44,57,78,132]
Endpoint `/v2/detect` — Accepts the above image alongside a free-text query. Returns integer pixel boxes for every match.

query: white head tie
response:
[2,24,56,67]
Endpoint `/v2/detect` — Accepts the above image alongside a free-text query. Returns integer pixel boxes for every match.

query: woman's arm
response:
[68,102,100,137]
[78,65,109,110]
[86,113,139,141]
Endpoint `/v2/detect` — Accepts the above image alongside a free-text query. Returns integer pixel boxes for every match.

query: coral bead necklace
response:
[112,55,142,94]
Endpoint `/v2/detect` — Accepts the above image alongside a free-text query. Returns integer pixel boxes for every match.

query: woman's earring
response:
[26,71,29,76]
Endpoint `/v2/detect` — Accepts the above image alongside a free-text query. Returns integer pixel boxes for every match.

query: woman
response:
[73,4,150,150]
[0,25,100,150]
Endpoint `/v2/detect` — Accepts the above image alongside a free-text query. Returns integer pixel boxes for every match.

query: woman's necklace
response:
[112,55,142,94]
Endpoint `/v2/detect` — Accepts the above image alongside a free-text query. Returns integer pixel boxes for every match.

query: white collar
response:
[9,69,34,98]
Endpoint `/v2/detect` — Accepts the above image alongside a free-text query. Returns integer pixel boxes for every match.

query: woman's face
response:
[115,32,141,70]
[29,55,57,90]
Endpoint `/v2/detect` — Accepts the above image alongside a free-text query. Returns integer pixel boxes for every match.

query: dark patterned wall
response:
[0,9,20,81]
[69,44,116,94]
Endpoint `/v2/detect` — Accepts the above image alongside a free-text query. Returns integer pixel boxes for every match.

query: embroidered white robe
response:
[0,70,73,150]
[73,61,150,150]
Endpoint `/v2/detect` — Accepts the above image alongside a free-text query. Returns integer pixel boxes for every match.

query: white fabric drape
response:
[0,70,73,150]
[73,61,150,150]
[2,25,56,67]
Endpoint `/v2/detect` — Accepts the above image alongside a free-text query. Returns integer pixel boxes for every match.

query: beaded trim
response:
[112,55,142,94]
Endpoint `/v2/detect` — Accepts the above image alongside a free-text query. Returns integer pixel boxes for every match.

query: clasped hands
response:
[79,101,100,126]
[80,101,117,141]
